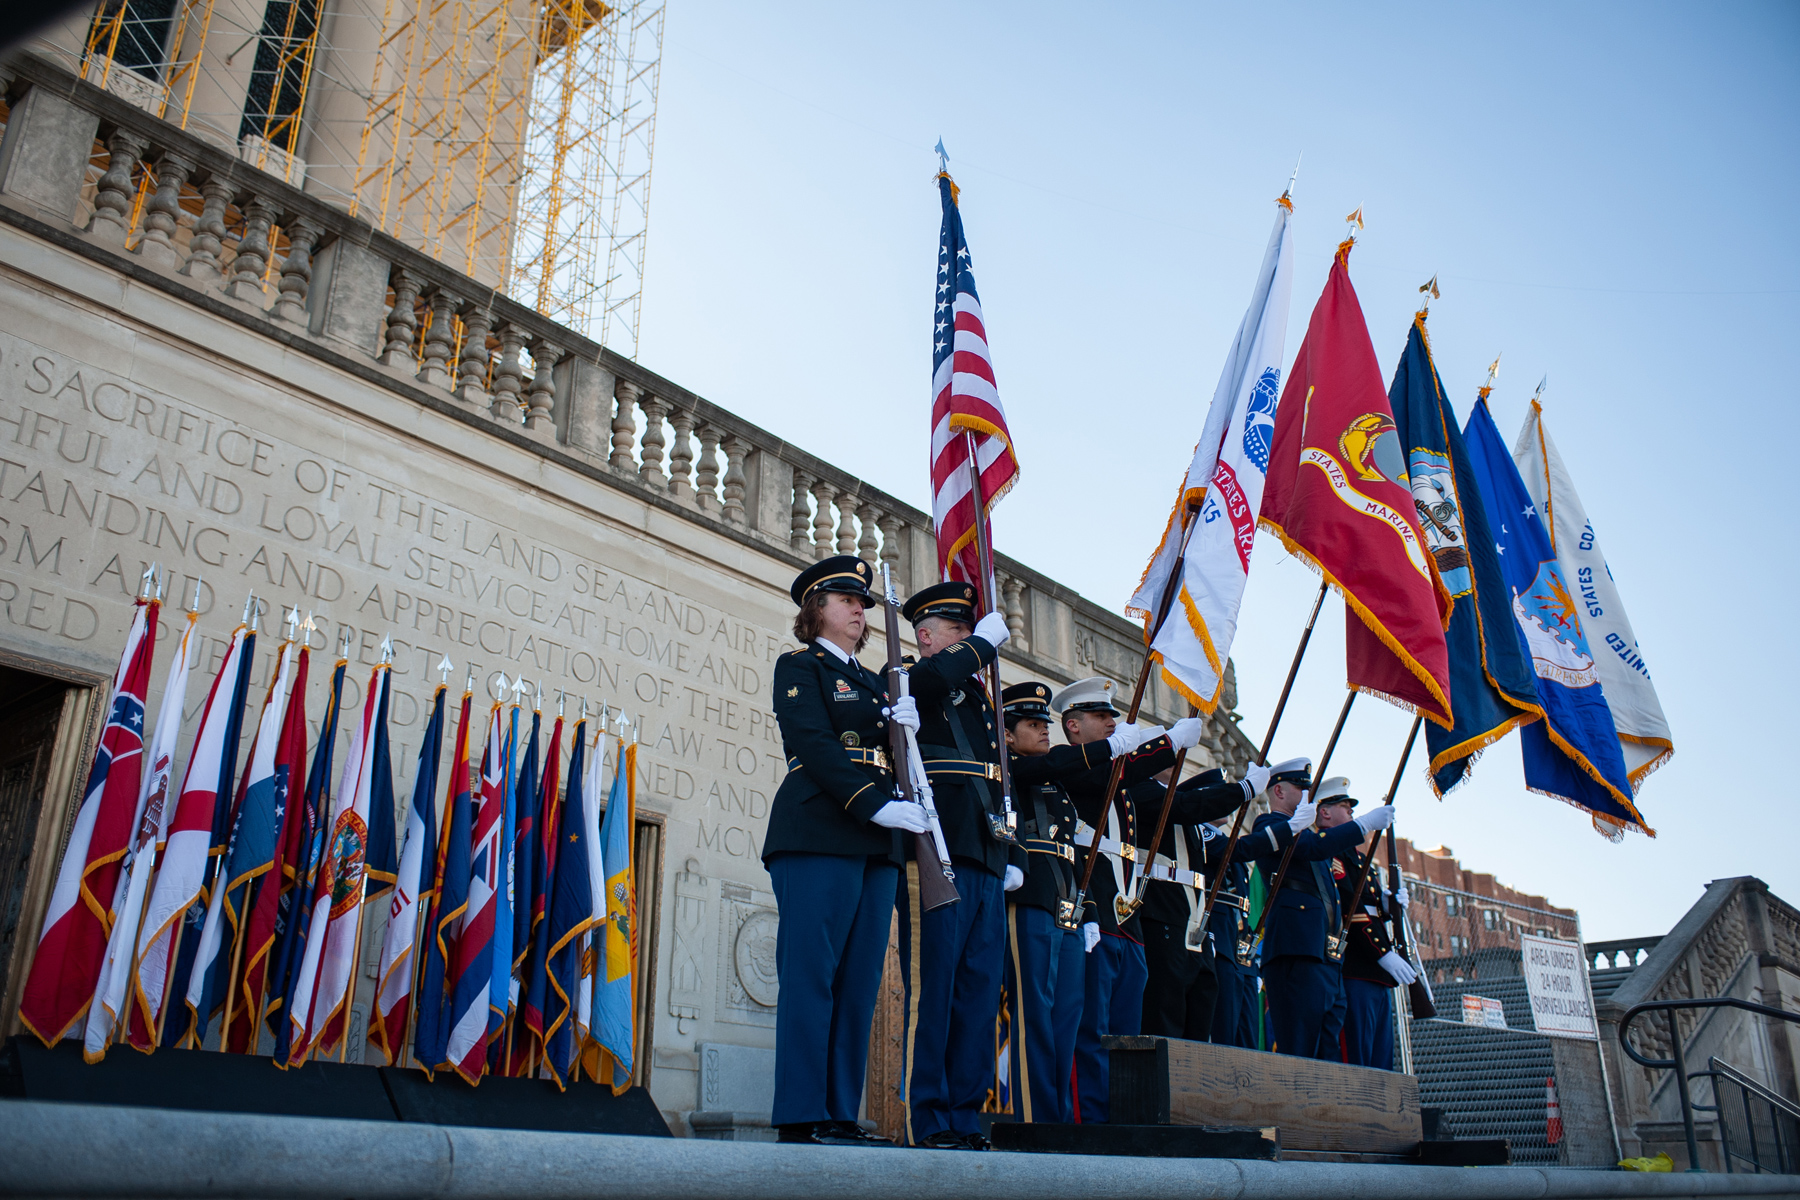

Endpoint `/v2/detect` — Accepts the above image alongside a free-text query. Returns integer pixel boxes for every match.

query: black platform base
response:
[988,1121,1281,1160]
[0,1036,669,1137]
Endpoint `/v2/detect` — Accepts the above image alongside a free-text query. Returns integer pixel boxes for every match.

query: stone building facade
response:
[0,51,1254,1132]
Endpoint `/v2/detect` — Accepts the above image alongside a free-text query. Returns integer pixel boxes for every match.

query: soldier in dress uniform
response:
[1206,822,1259,1048]
[1317,789,1417,1070]
[763,556,928,1146]
[1243,768,1394,1060]
[894,581,1023,1150]
[999,680,1158,1124]
[1053,678,1204,1122]
[1129,762,1265,1041]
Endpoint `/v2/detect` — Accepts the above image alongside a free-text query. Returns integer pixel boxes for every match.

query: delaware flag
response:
[86,607,198,1061]
[414,690,474,1077]
[540,719,593,1088]
[20,598,158,1046]
[1128,194,1295,712]
[1385,316,1540,795]
[593,738,638,1093]
[126,622,252,1052]
[1463,396,1648,836]
[372,683,446,1063]
[1515,400,1674,791]
[1258,238,1452,728]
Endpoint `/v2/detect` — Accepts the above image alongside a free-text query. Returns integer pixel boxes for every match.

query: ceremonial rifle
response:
[1341,715,1436,1018]
[1240,687,1355,963]
[881,563,959,912]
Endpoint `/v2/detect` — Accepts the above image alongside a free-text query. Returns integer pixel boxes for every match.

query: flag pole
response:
[963,431,1016,842]
[1194,578,1329,927]
[1344,716,1420,921]
[1245,688,1356,949]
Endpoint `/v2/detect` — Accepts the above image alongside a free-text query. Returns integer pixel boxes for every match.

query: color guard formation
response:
[763,555,1417,1147]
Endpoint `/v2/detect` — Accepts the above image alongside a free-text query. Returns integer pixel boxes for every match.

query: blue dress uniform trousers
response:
[1343,976,1395,1070]
[768,852,899,1126]
[896,861,1007,1143]
[1210,951,1259,1048]
[1004,903,1085,1124]
[1073,931,1147,1122]
[1261,956,1345,1060]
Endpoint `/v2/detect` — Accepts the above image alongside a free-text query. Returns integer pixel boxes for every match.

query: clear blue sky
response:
[639,1,1800,940]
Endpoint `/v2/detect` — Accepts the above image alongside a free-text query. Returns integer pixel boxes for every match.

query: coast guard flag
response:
[1463,397,1649,836]
[372,683,446,1063]
[1515,401,1674,792]
[540,720,593,1088]
[1384,317,1540,795]
[931,171,1019,597]
[1258,240,1452,727]
[1129,196,1295,711]
[85,608,198,1060]
[414,690,474,1077]
[444,704,507,1083]
[127,623,252,1052]
[20,598,158,1046]
[593,738,638,1093]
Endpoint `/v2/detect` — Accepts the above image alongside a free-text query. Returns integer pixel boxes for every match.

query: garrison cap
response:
[1315,776,1356,807]
[790,555,876,607]
[1267,756,1313,790]
[1051,677,1119,716]
[1002,681,1054,723]
[902,581,978,625]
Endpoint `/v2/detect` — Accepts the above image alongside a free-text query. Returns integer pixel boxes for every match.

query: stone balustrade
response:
[0,49,1251,755]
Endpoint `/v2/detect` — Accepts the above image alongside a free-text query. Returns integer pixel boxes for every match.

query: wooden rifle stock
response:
[881,565,958,912]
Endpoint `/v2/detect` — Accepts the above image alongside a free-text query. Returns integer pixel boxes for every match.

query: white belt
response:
[1073,821,1137,862]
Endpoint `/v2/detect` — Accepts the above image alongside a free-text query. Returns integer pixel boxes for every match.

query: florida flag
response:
[1128,196,1295,711]
[20,598,158,1045]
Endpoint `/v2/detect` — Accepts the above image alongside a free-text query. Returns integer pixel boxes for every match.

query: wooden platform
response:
[1106,1035,1423,1155]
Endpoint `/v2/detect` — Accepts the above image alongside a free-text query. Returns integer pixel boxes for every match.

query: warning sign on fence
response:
[1520,933,1598,1040]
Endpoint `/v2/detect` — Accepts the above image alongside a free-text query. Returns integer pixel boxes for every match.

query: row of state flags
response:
[933,161,1671,837]
[19,596,642,1090]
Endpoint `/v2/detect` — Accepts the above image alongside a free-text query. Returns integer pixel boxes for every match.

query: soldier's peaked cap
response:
[1002,681,1053,721]
[1267,756,1313,789]
[790,555,876,607]
[902,581,978,625]
[1051,677,1119,716]
[1315,776,1356,806]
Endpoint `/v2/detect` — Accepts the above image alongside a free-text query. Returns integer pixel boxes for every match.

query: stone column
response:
[379,267,422,368]
[811,481,837,563]
[488,323,526,420]
[223,195,277,304]
[789,470,814,555]
[857,503,881,565]
[180,175,233,281]
[721,436,748,526]
[525,339,562,437]
[455,305,494,409]
[136,150,194,271]
[86,128,147,247]
[272,217,322,324]
[877,513,903,579]
[610,380,640,471]
[638,394,670,489]
[668,408,695,500]
[695,426,721,513]
[836,499,858,556]
[416,288,461,389]
[1001,573,1030,653]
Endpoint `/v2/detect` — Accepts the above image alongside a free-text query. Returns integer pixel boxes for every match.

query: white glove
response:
[871,801,931,833]
[1353,804,1396,835]
[1082,922,1101,953]
[1378,949,1418,986]
[1104,723,1165,757]
[1286,795,1317,834]
[973,611,1010,649]
[1240,761,1272,798]
[883,695,919,733]
[1167,717,1205,751]
[1394,884,1410,909]
[1003,865,1024,892]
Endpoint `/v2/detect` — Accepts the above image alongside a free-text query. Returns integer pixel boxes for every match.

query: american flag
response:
[931,172,1018,596]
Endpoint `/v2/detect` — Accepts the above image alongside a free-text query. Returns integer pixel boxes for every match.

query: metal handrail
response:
[1690,1056,1800,1176]
[1618,997,1800,1173]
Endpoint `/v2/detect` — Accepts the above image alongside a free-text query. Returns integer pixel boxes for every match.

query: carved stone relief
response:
[718,879,777,1027]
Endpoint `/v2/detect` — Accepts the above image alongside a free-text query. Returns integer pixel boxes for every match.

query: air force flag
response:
[1463,397,1649,837]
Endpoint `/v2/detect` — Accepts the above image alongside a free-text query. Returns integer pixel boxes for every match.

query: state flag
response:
[444,704,507,1083]
[540,719,593,1088]
[593,738,638,1093]
[414,689,474,1077]
[371,683,446,1064]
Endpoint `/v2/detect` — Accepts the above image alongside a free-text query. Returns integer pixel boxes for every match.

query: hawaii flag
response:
[1514,401,1674,792]
[1129,196,1295,711]
[444,704,507,1083]
[20,598,158,1045]
[84,608,198,1059]
[127,623,252,1051]
[1258,240,1452,727]
[371,683,446,1063]
[285,664,392,1062]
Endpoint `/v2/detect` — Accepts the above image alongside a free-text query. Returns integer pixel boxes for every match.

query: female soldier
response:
[762,555,926,1146]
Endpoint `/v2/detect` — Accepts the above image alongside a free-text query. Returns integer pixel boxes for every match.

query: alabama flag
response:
[1128,196,1295,711]
[20,598,159,1045]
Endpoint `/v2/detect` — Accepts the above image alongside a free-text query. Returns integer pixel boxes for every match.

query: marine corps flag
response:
[1514,400,1674,791]
[1385,316,1540,794]
[1257,239,1452,727]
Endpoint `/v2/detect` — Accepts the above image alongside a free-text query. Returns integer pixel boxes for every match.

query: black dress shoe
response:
[827,1121,895,1146]
[918,1129,976,1149]
[961,1131,992,1151]
[777,1121,892,1146]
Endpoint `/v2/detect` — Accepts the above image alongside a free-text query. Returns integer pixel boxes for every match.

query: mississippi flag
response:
[126,623,252,1052]
[930,172,1018,594]
[371,683,446,1064]
[444,704,507,1083]
[20,599,159,1045]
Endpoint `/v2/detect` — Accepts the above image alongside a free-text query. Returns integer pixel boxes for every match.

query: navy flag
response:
[1387,316,1540,794]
